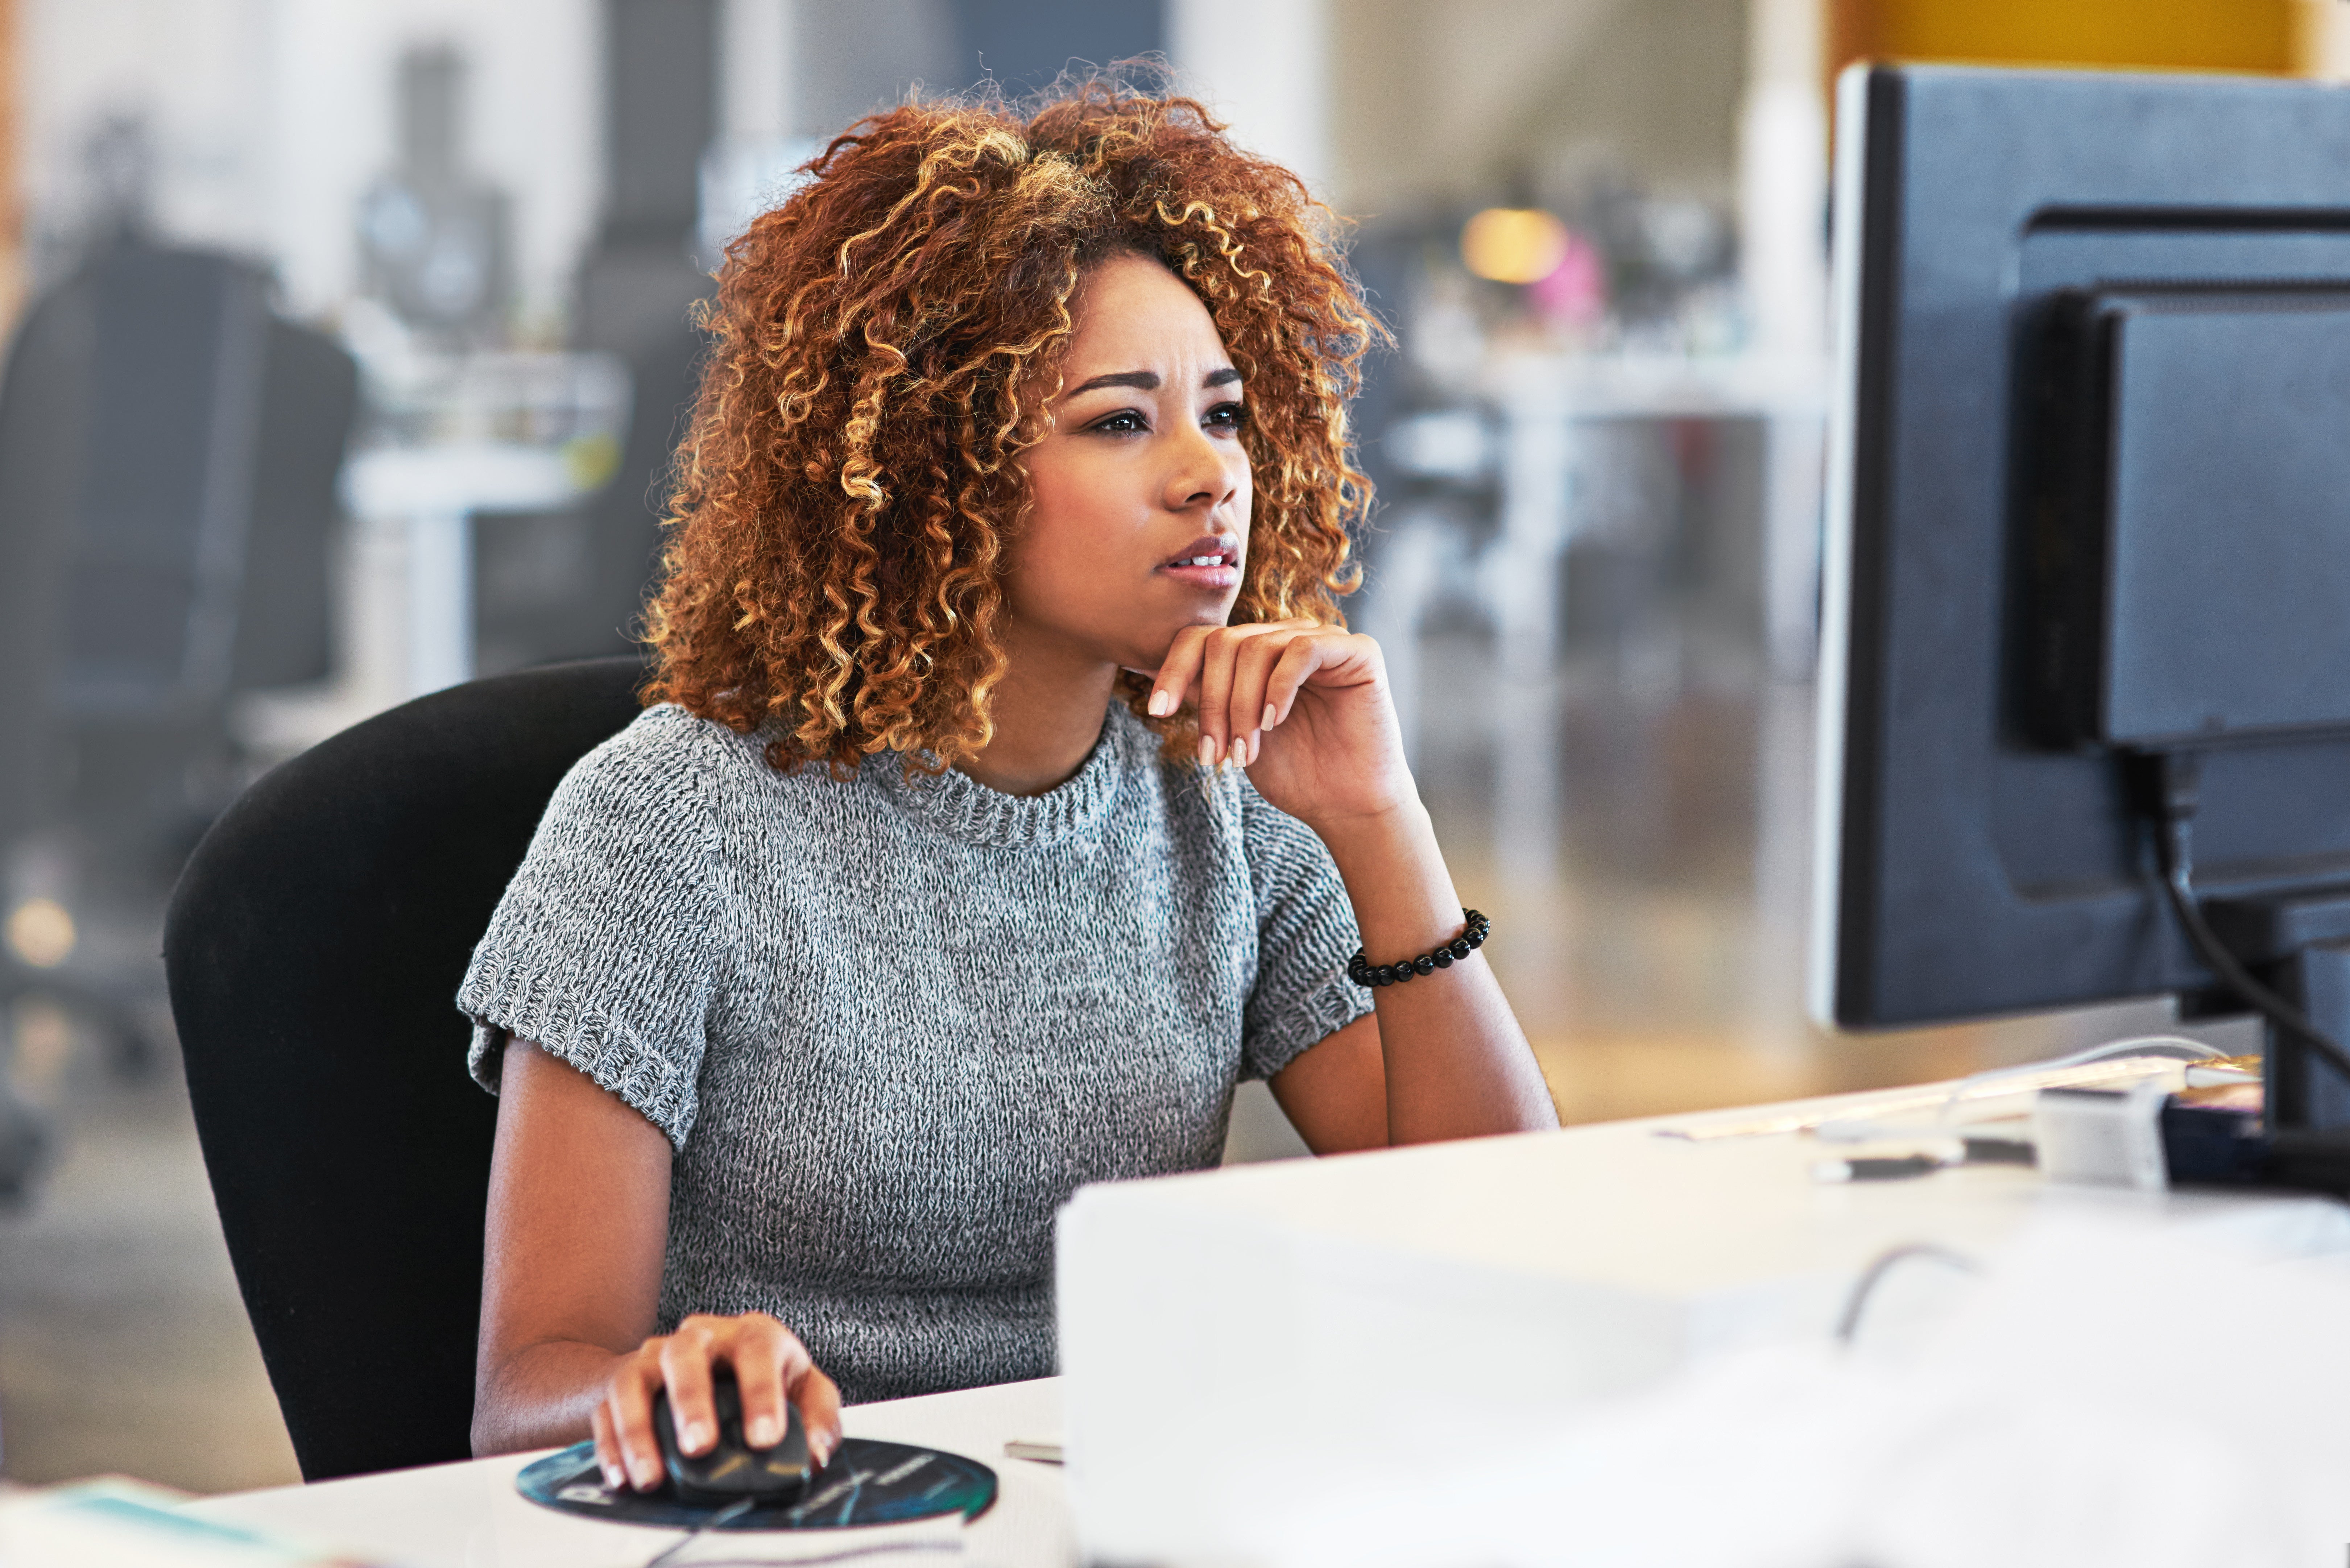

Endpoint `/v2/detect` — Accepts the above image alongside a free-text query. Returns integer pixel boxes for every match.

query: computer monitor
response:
[1812,64,2350,1158]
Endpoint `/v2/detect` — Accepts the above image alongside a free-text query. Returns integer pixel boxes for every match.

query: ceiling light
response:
[5,899,75,970]
[1462,208,1571,286]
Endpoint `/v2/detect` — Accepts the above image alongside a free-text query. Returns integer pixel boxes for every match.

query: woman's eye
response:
[1089,410,1148,434]
[1204,401,1246,431]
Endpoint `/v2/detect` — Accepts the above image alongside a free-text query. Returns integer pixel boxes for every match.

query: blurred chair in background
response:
[0,235,357,1186]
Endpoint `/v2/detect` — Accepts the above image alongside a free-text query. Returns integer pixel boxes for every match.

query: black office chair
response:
[165,656,647,1480]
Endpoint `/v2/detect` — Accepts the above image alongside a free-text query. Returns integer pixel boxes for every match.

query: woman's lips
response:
[1158,537,1242,591]
[1158,555,1242,590]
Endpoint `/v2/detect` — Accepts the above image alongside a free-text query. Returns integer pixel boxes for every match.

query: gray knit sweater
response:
[458,700,1371,1403]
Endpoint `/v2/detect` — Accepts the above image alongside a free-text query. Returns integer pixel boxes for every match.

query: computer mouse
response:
[652,1367,814,1504]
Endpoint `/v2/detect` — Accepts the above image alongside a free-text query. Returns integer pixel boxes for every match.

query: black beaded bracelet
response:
[1346,909,1490,988]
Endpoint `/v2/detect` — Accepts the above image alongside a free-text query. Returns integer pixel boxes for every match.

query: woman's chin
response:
[1110,636,1188,678]
[1100,608,1238,682]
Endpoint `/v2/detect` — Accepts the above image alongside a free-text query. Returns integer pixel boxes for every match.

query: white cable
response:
[1814,1036,2226,1144]
[1934,1035,2221,1120]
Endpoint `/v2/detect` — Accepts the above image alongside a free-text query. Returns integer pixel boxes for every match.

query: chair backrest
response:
[0,238,357,859]
[165,656,647,1480]
[233,317,360,693]
[36,242,272,723]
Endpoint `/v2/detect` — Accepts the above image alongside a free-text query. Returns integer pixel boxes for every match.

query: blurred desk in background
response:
[343,444,583,701]
[231,350,629,766]
[1483,352,1828,892]
[1485,350,1828,680]
[233,443,599,767]
[1371,352,1836,1084]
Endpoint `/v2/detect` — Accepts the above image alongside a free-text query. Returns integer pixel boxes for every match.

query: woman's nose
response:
[1163,422,1234,513]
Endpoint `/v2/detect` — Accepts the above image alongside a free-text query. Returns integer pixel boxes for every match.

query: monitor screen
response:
[1812,65,2350,1049]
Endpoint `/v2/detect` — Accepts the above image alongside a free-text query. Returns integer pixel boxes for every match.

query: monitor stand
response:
[2205,886,2350,1189]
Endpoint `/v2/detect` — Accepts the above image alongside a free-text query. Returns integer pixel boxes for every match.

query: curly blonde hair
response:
[641,78,1383,773]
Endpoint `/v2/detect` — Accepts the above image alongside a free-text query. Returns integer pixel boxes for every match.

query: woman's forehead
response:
[1064,255,1233,379]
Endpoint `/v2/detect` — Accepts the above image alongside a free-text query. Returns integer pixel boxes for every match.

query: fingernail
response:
[684,1421,712,1452]
[1262,703,1277,729]
[603,1462,624,1489]
[1198,735,1216,768]
[1149,689,1174,717]
[631,1458,661,1489]
[748,1415,781,1447]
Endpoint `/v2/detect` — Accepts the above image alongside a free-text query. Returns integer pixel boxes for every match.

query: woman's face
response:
[1007,252,1252,675]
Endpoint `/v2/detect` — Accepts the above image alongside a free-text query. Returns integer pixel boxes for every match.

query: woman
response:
[463,82,1556,1492]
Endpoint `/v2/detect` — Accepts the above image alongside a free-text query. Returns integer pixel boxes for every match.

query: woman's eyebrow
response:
[1064,367,1243,396]
[1067,370,1159,395]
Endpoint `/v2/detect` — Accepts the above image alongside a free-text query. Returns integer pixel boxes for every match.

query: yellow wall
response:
[1831,0,2298,77]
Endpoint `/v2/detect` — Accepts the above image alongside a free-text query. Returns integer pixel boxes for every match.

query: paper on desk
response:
[1248,1209,2350,1568]
[1658,1055,2204,1141]
[0,1478,395,1568]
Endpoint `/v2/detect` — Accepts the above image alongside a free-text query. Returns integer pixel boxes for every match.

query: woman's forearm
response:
[475,1041,673,1459]
[472,1336,629,1456]
[1316,802,1560,1144]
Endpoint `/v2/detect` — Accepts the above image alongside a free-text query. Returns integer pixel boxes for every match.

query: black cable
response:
[1833,1243,1981,1345]
[2143,751,2350,1085]
[642,1497,755,1568]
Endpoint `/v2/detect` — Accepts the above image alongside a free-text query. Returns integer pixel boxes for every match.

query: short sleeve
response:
[1237,778,1374,1081]
[456,713,727,1150]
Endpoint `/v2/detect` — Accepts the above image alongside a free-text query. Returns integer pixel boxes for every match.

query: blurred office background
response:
[0,0,2337,1497]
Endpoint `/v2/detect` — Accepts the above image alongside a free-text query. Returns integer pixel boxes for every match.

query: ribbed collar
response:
[870,704,1131,848]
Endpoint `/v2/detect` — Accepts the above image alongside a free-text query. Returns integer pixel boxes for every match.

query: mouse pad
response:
[516,1438,997,1531]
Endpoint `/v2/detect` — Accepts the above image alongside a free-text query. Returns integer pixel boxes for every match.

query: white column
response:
[1761,410,1826,679]
[1167,0,1331,195]
[720,0,794,140]
[1743,0,1830,680]
[1746,675,1818,1061]
[705,0,807,260]
[1358,511,1453,778]
[1738,0,1828,360]
[1486,394,1573,901]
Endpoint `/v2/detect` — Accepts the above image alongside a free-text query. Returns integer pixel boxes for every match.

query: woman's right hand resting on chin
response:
[470,1038,844,1486]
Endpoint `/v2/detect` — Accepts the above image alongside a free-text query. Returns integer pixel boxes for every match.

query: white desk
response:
[1056,1063,2350,1564]
[182,1377,1072,1568]
[175,1068,2350,1568]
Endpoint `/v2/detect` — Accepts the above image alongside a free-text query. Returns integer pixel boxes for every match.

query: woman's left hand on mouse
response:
[591,1311,842,1492]
[1149,619,1411,831]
